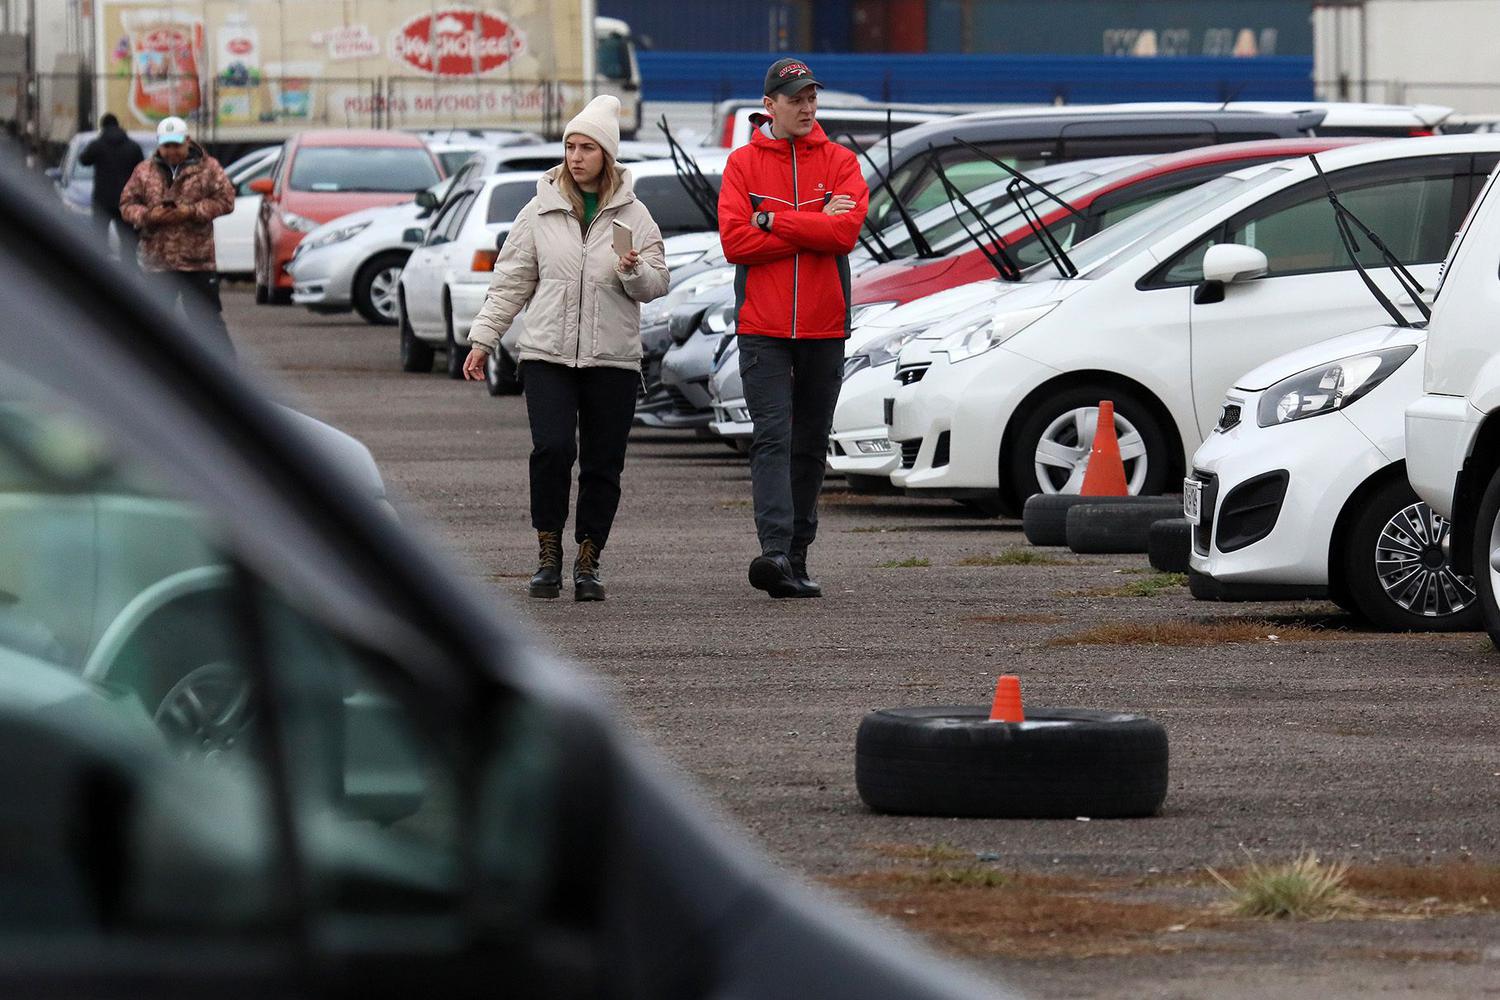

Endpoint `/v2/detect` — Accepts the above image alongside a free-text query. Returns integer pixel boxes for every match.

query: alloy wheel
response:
[1033,406,1149,495]
[1377,501,1476,617]
[152,661,254,761]
[368,265,403,321]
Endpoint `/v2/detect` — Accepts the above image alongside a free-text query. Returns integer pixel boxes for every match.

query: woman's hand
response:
[462,347,490,381]
[616,248,640,273]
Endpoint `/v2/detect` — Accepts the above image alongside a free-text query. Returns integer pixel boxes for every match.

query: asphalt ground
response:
[227,287,1500,999]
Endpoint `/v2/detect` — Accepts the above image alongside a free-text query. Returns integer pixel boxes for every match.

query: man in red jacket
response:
[719,59,869,598]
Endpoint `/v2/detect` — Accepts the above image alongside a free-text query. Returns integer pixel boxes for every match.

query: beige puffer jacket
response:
[468,164,669,371]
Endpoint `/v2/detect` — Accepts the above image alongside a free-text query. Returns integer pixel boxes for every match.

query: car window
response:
[235,159,275,198]
[1094,185,1181,228]
[436,149,478,177]
[428,192,475,245]
[486,182,535,224]
[596,33,631,81]
[632,174,719,235]
[68,138,155,183]
[289,147,440,193]
[869,141,1056,234]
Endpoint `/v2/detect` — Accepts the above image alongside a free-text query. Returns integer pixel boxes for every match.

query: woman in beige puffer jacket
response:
[463,95,669,602]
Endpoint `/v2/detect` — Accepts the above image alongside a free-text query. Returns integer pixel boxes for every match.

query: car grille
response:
[665,385,697,415]
[900,439,921,469]
[896,364,930,386]
[1191,470,1219,556]
[1217,402,1242,433]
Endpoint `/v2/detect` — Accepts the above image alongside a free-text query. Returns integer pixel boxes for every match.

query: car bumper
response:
[830,363,899,476]
[288,248,357,308]
[710,397,753,440]
[1405,394,1476,518]
[888,348,1053,494]
[1188,403,1390,591]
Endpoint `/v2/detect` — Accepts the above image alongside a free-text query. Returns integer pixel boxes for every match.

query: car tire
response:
[485,348,522,396]
[1341,476,1480,632]
[1148,518,1192,574]
[352,252,408,326]
[254,281,268,305]
[1472,464,1500,647]
[1023,493,1169,547]
[399,303,434,373]
[855,705,1169,819]
[957,496,1006,517]
[149,660,255,759]
[443,297,469,380]
[1006,385,1170,510]
[845,472,897,495]
[1066,499,1185,554]
[1187,568,1220,601]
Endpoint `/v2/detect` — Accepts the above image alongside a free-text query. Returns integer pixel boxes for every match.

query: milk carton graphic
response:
[121,7,203,123]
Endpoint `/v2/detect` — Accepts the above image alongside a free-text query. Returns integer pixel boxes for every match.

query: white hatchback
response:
[886,135,1500,513]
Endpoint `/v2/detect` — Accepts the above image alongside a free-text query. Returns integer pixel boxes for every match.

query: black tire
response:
[845,472,897,495]
[1066,498,1185,554]
[1341,476,1480,632]
[399,303,434,373]
[443,299,466,380]
[1187,568,1221,601]
[485,348,522,396]
[352,251,408,326]
[1006,385,1171,511]
[855,706,1168,819]
[1148,518,1192,574]
[957,496,1006,517]
[1023,493,1173,547]
[1472,463,1500,647]
[254,281,268,305]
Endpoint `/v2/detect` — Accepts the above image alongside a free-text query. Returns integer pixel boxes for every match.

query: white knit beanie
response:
[563,94,621,160]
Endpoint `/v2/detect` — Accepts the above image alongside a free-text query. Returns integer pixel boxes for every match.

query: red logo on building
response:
[391,8,526,77]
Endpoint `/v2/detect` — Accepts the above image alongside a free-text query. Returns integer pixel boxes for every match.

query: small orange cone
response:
[1079,400,1128,497]
[988,675,1024,723]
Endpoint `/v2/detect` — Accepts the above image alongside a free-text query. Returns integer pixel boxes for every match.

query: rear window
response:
[288,147,440,193]
[487,182,535,223]
[632,174,719,235]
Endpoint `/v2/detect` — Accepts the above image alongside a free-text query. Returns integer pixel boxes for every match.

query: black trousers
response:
[522,361,639,547]
[737,334,844,556]
[152,270,236,360]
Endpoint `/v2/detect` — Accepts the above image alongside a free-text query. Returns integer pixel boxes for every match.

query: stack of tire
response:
[1023,493,1190,569]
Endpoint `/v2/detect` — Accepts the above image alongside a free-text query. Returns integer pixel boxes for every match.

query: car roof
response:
[69,129,157,147]
[1098,136,1375,185]
[293,129,430,149]
[625,155,729,178]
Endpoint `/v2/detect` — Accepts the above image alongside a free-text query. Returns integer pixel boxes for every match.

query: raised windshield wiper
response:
[929,148,1021,282]
[1309,153,1430,327]
[955,138,1080,278]
[658,115,719,230]
[840,128,936,259]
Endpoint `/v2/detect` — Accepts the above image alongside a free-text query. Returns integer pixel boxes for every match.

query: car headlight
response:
[1256,345,1416,428]
[280,209,319,233]
[301,220,370,251]
[664,250,705,269]
[849,300,899,328]
[843,324,929,382]
[937,303,1058,363]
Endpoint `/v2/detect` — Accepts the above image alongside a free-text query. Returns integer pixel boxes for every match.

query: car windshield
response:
[596,33,631,81]
[437,149,480,176]
[1059,167,1291,277]
[289,147,440,193]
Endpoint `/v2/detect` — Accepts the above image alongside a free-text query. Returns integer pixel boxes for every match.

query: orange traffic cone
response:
[1079,400,1128,496]
[988,675,1024,723]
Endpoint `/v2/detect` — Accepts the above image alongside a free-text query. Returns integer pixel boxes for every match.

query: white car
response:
[1406,162,1500,643]
[397,172,539,379]
[886,135,1500,514]
[213,146,280,275]
[1190,326,1476,630]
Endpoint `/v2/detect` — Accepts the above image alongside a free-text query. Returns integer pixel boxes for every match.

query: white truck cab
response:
[1405,163,1500,639]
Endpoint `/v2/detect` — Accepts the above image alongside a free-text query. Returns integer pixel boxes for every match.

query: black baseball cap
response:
[763,58,821,98]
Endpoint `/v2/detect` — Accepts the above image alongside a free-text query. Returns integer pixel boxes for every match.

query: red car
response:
[251,129,443,304]
[852,137,1377,310]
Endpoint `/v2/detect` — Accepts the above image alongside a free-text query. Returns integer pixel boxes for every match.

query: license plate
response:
[883,398,894,425]
[1183,477,1202,525]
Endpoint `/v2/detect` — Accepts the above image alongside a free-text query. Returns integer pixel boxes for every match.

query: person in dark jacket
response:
[78,113,145,271]
[717,59,869,599]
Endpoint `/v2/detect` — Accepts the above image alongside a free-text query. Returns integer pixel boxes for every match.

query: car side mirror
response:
[402,227,425,244]
[247,177,274,196]
[1202,244,1268,285]
[414,190,438,211]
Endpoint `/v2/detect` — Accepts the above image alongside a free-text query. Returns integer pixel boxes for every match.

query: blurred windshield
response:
[289,147,440,193]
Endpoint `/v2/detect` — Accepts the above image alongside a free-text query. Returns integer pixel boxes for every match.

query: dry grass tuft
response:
[1049,619,1321,648]
[959,548,1067,567]
[1063,572,1187,598]
[1209,851,1358,919]
[963,613,1065,625]
[1343,861,1500,910]
[879,557,932,569]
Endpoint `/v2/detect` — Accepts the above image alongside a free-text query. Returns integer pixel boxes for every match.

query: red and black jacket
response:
[717,118,869,339]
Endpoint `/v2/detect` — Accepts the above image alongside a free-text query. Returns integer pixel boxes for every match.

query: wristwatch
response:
[754,210,771,232]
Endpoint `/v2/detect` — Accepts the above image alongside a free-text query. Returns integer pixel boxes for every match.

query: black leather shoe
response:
[528,531,562,598]
[789,550,822,598]
[573,537,605,602]
[748,553,802,599]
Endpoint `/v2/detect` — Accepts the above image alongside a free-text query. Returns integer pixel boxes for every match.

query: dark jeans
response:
[522,361,639,547]
[737,333,844,556]
[152,270,235,360]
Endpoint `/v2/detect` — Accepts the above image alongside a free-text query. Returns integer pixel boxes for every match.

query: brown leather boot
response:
[573,537,605,602]
[528,531,563,598]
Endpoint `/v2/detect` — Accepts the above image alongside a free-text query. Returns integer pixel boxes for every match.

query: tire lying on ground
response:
[1022,493,1152,546]
[1064,498,1186,554]
[855,706,1168,819]
[1148,517,1192,574]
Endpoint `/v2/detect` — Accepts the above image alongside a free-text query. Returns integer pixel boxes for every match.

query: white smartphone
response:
[611,219,633,256]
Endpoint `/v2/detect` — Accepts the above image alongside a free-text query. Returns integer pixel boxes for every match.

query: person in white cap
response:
[119,115,236,357]
[464,95,669,602]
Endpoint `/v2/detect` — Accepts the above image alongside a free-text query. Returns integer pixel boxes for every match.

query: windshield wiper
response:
[1309,153,1429,327]
[840,130,936,259]
[955,139,1080,278]
[929,150,1021,282]
[658,116,720,230]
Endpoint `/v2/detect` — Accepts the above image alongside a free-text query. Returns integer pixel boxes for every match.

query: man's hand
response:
[823,194,856,216]
[462,347,490,381]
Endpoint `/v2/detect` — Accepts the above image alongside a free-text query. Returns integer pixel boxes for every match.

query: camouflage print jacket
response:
[119,143,235,272]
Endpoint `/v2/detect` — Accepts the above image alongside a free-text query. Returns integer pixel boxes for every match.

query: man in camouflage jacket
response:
[120,116,237,356]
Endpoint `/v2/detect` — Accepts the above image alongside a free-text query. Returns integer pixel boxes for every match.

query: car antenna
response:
[1217,83,1247,113]
[838,131,937,258]
[1309,153,1430,325]
[659,115,719,230]
[929,149,1021,281]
